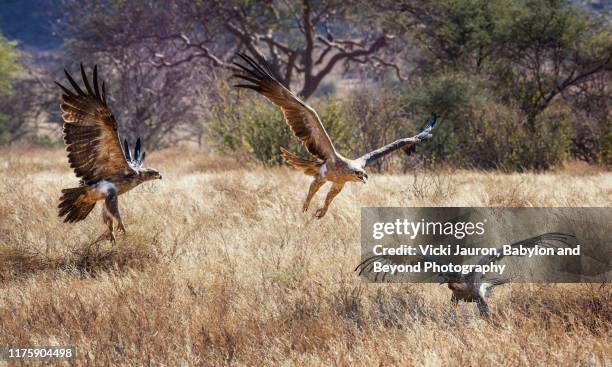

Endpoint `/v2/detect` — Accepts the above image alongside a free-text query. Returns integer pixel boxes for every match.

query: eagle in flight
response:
[356,232,577,316]
[56,64,162,243]
[233,53,438,218]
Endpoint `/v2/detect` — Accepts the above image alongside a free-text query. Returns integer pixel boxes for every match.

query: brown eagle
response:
[56,64,162,243]
[356,233,577,316]
[232,53,438,218]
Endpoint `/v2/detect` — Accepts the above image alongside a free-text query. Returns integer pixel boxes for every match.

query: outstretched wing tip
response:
[426,114,439,129]
[59,62,133,182]
[233,83,260,91]
[416,114,439,138]
[231,53,336,161]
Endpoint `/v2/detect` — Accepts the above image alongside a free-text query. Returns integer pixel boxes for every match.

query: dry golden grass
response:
[0,147,610,366]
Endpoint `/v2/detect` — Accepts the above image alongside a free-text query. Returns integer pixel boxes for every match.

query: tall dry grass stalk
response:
[0,147,610,366]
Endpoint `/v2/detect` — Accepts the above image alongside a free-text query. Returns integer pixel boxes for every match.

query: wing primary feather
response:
[80,63,94,95]
[356,255,382,275]
[135,138,141,162]
[238,53,271,80]
[101,81,107,105]
[423,114,438,129]
[237,53,262,73]
[93,65,101,99]
[123,139,132,161]
[233,84,260,91]
[232,74,262,85]
[64,69,85,95]
[233,61,261,77]
[257,55,277,79]
[55,81,75,97]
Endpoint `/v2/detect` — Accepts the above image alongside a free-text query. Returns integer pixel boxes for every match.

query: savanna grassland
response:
[0,147,610,366]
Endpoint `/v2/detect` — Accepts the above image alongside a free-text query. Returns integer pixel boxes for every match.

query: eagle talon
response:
[106,231,116,245]
[117,223,126,235]
[315,208,327,219]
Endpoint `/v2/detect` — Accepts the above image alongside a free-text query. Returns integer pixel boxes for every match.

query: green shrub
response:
[0,114,10,145]
[401,73,572,170]
[340,87,418,171]
[602,119,612,166]
[0,33,23,144]
[206,85,349,166]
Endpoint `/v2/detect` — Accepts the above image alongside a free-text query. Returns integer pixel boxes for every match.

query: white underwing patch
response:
[319,163,328,177]
[479,283,490,298]
[97,180,117,195]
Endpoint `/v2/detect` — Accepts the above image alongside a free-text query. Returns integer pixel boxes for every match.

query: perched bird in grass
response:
[232,53,438,218]
[56,64,162,243]
[356,232,577,316]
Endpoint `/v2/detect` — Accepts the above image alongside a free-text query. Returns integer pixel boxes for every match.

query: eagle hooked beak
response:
[359,172,368,184]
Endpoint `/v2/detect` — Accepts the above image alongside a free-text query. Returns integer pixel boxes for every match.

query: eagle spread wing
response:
[476,233,576,269]
[358,114,438,167]
[232,53,337,161]
[469,232,577,280]
[56,64,134,184]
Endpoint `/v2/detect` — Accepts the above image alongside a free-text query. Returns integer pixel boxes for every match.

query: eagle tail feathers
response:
[280,147,323,177]
[58,186,96,223]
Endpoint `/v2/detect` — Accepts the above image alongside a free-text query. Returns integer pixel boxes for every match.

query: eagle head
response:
[139,168,162,181]
[353,169,368,183]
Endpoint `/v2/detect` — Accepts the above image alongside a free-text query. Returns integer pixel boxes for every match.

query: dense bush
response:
[207,84,349,166]
[0,32,22,144]
[400,74,573,170]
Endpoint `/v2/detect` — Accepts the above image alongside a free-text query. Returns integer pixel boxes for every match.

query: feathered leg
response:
[303,178,325,212]
[315,183,344,219]
[451,294,459,306]
[102,205,116,244]
[104,188,125,235]
[476,297,490,317]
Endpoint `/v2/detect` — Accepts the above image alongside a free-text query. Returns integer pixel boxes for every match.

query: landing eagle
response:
[56,64,162,243]
[356,232,577,316]
[232,53,438,218]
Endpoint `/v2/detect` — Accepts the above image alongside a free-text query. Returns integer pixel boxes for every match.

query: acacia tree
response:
[0,64,60,144]
[379,0,611,129]
[491,0,612,130]
[59,1,209,147]
[62,0,404,100]
[0,32,26,144]
[372,0,498,74]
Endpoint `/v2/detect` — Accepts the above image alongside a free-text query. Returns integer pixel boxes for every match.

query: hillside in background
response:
[0,0,62,49]
[570,0,612,14]
[1,0,609,49]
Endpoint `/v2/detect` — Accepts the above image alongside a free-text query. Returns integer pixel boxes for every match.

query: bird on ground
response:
[232,53,438,218]
[355,232,577,316]
[56,64,162,243]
